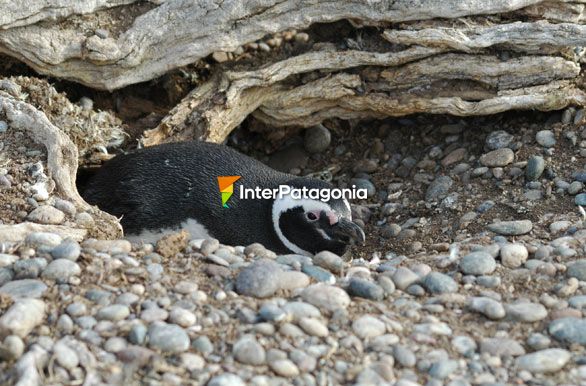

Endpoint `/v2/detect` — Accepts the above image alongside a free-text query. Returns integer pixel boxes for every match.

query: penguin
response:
[82,141,365,256]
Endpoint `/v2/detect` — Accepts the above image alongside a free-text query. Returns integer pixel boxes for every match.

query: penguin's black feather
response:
[82,141,346,254]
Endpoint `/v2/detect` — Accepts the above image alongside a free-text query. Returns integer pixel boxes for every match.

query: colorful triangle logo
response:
[217,176,241,208]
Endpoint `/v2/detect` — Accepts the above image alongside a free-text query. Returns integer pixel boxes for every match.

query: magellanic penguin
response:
[82,141,365,256]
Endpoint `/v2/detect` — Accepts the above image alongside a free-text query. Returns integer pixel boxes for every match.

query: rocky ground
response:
[2,104,586,386]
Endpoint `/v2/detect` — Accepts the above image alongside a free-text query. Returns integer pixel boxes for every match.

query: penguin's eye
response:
[306,211,319,221]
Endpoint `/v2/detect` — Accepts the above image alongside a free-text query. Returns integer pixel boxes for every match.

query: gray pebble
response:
[27,205,65,225]
[66,302,87,317]
[527,333,551,350]
[480,148,514,167]
[480,337,525,356]
[51,240,81,261]
[148,322,190,353]
[536,130,556,147]
[394,345,416,367]
[233,335,266,365]
[0,298,45,338]
[352,315,386,338]
[347,278,384,301]
[452,336,477,356]
[350,178,376,198]
[485,130,514,150]
[208,373,245,386]
[0,279,47,299]
[429,359,458,379]
[505,302,547,322]
[301,283,350,312]
[0,335,24,361]
[569,181,583,195]
[96,304,130,321]
[313,251,344,273]
[576,193,586,206]
[468,297,505,320]
[422,272,457,294]
[53,340,79,370]
[517,349,570,373]
[128,324,147,345]
[459,252,496,275]
[525,155,545,181]
[192,335,214,355]
[549,317,586,344]
[304,124,331,153]
[426,176,453,201]
[487,220,533,235]
[13,258,46,279]
[42,259,81,282]
[568,260,586,281]
[500,243,528,268]
[302,264,335,284]
[236,259,282,298]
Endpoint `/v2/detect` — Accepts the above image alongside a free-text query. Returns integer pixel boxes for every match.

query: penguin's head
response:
[271,178,365,256]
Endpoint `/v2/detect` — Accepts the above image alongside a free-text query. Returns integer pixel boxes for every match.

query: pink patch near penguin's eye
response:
[325,211,339,225]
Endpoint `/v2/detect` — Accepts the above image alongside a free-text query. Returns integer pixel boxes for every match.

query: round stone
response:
[147,323,190,353]
[168,308,196,327]
[0,335,24,361]
[526,155,545,181]
[347,278,384,301]
[207,374,245,386]
[299,317,329,337]
[26,205,65,225]
[459,252,496,275]
[480,148,514,167]
[53,340,79,370]
[313,251,344,274]
[505,302,547,322]
[128,324,147,345]
[536,130,556,147]
[549,317,586,344]
[500,243,528,268]
[304,124,331,153]
[96,305,130,321]
[517,349,570,373]
[51,240,81,261]
[235,259,282,298]
[42,259,81,282]
[468,297,505,320]
[576,193,586,206]
[233,336,266,365]
[487,220,533,236]
[485,130,514,150]
[0,279,47,299]
[301,283,350,313]
[269,359,299,377]
[352,315,386,338]
[567,260,586,281]
[422,272,458,294]
[426,176,453,201]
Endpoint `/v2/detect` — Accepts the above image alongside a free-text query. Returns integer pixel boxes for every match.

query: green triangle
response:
[221,191,232,207]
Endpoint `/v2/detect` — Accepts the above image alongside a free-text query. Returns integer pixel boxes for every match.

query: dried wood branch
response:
[0,0,555,90]
[0,85,122,239]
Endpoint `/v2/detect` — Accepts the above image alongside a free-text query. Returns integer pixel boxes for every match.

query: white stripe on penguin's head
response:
[271,193,333,256]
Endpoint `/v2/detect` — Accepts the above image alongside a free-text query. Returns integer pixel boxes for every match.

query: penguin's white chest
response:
[125,218,212,244]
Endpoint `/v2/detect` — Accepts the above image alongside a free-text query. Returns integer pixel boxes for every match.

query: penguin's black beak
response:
[331,218,365,246]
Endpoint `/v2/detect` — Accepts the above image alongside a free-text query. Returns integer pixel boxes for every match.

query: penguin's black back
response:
[83,141,295,250]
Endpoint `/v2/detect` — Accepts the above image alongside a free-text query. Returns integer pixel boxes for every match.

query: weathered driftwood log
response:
[1,0,586,146]
[0,0,574,90]
[0,83,122,239]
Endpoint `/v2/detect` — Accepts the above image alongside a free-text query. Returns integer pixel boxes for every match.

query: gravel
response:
[4,110,586,385]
